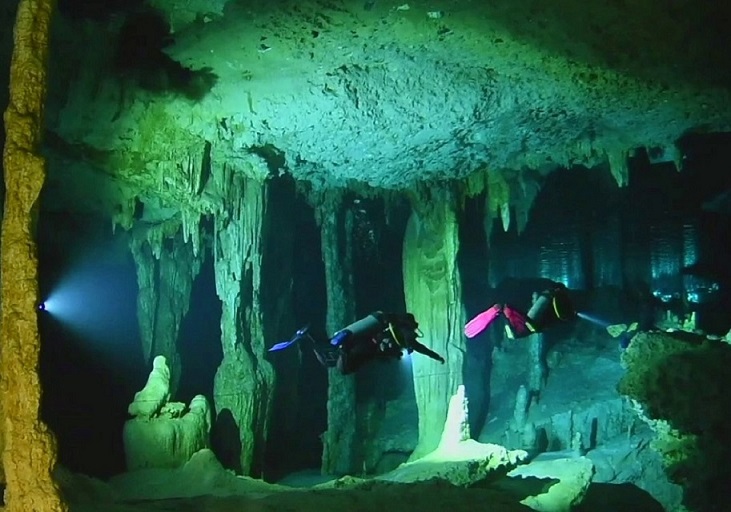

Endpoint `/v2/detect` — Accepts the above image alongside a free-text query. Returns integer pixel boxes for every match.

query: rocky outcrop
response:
[123,356,211,470]
[403,188,466,459]
[130,227,202,394]
[0,0,67,509]
[618,330,731,512]
[313,190,359,475]
[508,454,595,512]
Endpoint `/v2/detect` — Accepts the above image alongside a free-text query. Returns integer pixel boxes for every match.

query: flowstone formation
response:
[0,0,66,509]
[402,187,466,459]
[618,331,731,512]
[124,356,212,470]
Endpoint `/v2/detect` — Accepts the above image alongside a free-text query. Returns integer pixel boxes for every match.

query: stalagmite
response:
[312,189,360,476]
[212,171,274,476]
[402,187,465,460]
[130,226,201,394]
[0,0,67,509]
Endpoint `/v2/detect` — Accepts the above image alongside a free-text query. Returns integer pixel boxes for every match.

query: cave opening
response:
[176,248,222,409]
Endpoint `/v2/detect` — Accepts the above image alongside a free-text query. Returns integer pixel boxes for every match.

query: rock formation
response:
[211,172,275,476]
[0,0,66,509]
[313,189,359,475]
[123,356,212,470]
[403,187,466,459]
[130,227,202,394]
[618,330,731,511]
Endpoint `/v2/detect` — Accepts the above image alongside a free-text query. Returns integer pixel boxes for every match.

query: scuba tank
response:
[330,312,386,346]
[526,285,576,329]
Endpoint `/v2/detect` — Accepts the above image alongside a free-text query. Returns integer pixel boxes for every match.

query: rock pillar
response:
[403,188,465,460]
[314,190,359,476]
[0,0,67,509]
[212,172,275,477]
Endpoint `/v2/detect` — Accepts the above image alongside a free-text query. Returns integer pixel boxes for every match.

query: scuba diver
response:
[465,282,577,339]
[269,311,445,374]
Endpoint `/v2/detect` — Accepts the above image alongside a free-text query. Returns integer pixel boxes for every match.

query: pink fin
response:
[464,305,502,338]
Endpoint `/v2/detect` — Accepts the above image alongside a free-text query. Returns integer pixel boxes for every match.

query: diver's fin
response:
[269,325,310,352]
[464,305,502,338]
[268,339,298,352]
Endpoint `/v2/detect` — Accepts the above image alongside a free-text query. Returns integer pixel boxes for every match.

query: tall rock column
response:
[403,188,465,460]
[130,226,201,394]
[314,190,359,476]
[212,171,275,477]
[0,0,66,509]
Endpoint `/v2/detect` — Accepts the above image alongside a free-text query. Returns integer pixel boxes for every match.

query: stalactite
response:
[0,0,67,508]
[212,172,275,476]
[512,174,540,236]
[310,188,360,476]
[608,149,629,188]
[130,223,202,394]
[487,170,512,233]
[402,186,465,460]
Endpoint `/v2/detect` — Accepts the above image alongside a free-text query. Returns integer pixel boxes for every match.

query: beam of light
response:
[577,311,612,329]
[39,263,139,355]
[400,351,413,370]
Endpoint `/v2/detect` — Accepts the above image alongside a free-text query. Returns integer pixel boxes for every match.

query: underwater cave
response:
[2,1,731,512]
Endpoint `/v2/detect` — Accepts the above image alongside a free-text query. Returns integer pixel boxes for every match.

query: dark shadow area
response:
[211,408,242,474]
[489,475,559,501]
[113,9,218,101]
[38,212,147,478]
[457,193,493,437]
[177,253,222,406]
[58,0,144,20]
[474,0,731,88]
[278,192,329,475]
[575,482,666,512]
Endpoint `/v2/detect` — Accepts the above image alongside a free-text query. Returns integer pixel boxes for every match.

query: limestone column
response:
[130,227,201,394]
[314,190,359,476]
[403,188,465,460]
[0,0,66,509]
[212,173,275,477]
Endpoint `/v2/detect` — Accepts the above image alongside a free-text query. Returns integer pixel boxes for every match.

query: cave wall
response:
[402,187,465,459]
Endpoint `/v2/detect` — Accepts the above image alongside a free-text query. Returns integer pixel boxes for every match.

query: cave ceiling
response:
[38,0,731,224]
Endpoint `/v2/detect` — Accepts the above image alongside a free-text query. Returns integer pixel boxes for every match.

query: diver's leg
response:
[464,304,503,338]
[503,305,535,338]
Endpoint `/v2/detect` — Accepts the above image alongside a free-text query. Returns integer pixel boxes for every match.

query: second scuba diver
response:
[465,281,577,339]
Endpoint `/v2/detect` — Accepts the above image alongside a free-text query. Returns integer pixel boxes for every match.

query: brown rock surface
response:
[1,0,66,510]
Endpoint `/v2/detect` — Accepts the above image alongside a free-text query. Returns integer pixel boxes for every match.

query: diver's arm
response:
[409,339,445,364]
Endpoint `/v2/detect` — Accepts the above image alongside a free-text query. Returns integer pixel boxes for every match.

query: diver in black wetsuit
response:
[465,281,577,339]
[269,311,445,375]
